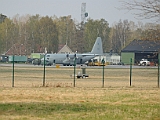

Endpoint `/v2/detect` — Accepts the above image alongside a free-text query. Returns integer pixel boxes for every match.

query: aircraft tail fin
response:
[91,37,103,54]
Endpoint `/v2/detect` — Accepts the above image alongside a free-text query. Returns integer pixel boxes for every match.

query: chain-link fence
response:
[0,63,159,88]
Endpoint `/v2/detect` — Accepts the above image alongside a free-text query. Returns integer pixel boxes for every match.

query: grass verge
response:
[0,102,160,120]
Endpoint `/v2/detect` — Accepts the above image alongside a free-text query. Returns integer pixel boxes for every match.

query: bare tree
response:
[120,0,160,22]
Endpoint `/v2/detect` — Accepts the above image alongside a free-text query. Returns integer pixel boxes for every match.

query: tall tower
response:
[81,3,88,24]
[80,3,88,53]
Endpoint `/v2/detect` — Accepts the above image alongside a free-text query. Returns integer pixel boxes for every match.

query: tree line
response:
[0,14,159,55]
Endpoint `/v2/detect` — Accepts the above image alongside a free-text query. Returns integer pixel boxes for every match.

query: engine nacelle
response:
[66,54,76,59]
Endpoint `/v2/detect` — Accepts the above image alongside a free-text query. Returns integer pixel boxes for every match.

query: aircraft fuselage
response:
[41,37,103,66]
[44,53,96,65]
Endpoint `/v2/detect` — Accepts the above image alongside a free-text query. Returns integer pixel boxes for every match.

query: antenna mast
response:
[81,3,86,24]
[81,3,88,25]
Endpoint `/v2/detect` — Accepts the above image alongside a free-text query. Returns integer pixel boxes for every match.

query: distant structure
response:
[0,14,7,23]
[81,3,88,24]
[121,39,160,65]
[5,44,26,56]
[57,44,73,54]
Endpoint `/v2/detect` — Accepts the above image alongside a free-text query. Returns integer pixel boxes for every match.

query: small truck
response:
[138,59,150,66]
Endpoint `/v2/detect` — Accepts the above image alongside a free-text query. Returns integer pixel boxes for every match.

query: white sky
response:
[0,0,153,26]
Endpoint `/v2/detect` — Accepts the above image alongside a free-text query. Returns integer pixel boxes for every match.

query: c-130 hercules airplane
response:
[41,37,103,66]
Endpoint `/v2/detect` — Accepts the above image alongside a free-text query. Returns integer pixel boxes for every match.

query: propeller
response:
[66,54,77,59]
[66,54,70,60]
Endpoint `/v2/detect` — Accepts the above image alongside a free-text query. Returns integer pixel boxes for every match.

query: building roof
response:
[58,44,72,53]
[104,53,120,56]
[5,43,26,55]
[121,39,160,53]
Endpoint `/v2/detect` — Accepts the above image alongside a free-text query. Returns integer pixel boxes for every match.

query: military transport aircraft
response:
[41,37,103,66]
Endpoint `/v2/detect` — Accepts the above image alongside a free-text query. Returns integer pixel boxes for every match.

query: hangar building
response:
[121,39,160,65]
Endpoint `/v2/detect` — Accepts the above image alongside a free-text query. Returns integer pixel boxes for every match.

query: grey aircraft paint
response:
[41,37,103,66]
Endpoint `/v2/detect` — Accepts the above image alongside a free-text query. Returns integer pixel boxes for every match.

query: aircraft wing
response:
[81,53,99,56]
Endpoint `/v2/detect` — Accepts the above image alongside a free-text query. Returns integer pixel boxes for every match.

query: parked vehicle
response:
[0,55,8,62]
[32,58,41,65]
[138,59,150,66]
[27,58,33,64]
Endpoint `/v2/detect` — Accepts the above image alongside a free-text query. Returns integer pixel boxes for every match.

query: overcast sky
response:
[0,0,153,26]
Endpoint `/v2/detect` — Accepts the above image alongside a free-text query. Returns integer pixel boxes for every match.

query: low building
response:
[105,53,120,65]
[121,39,160,65]
[90,53,120,65]
[4,44,27,63]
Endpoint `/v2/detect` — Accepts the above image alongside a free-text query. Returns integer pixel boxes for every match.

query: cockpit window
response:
[46,55,50,57]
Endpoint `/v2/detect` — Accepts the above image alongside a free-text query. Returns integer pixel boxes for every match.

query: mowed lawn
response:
[0,65,160,120]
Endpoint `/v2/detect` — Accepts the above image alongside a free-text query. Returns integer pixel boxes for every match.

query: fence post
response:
[73,56,76,87]
[158,59,160,88]
[130,58,132,86]
[102,58,105,88]
[12,55,15,87]
[43,54,46,87]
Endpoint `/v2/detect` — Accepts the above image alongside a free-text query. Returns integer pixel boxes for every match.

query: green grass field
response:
[0,65,160,120]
